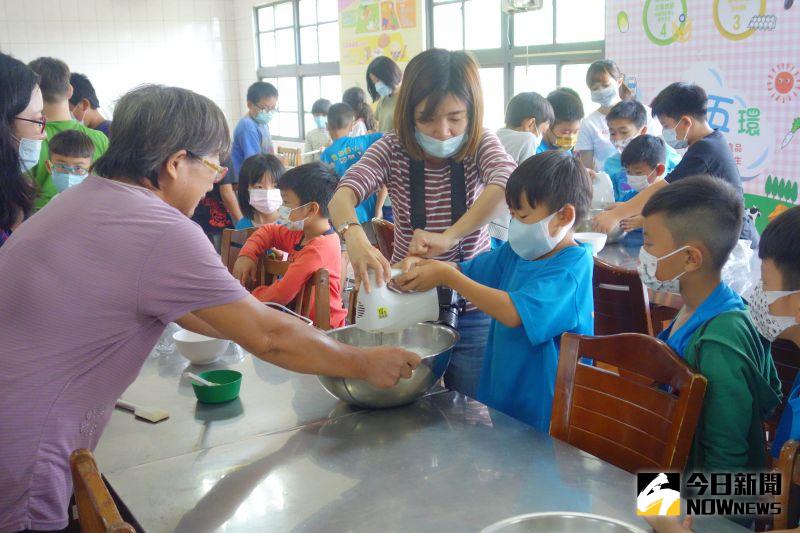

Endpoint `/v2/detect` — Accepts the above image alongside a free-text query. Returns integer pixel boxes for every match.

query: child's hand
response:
[393,259,453,292]
[232,256,257,286]
[620,215,643,232]
[393,256,424,273]
[593,209,621,234]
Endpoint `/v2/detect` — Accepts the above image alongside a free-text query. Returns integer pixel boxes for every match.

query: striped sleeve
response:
[475,130,516,188]
[337,136,393,203]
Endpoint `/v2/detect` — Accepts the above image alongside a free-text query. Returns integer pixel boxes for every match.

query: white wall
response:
[0,0,245,127]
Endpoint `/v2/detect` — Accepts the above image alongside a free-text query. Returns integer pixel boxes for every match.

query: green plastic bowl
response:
[191,369,242,404]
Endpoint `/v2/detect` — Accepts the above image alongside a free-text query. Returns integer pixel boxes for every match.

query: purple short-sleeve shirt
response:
[0,176,248,532]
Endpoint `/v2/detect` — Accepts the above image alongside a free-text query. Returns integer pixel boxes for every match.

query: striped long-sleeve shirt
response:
[337,129,516,265]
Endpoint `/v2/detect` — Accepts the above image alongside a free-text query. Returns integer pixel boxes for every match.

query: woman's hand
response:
[620,215,643,232]
[394,259,454,292]
[345,226,391,292]
[232,256,257,286]
[408,229,456,258]
[359,346,421,388]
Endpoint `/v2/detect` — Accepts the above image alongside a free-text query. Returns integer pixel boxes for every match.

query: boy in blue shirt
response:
[537,89,584,154]
[321,102,385,224]
[231,82,278,175]
[604,101,680,201]
[616,135,670,234]
[395,151,595,430]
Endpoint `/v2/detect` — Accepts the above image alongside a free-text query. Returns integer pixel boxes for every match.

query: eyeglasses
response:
[254,103,277,113]
[186,151,228,183]
[15,116,47,134]
[50,163,89,176]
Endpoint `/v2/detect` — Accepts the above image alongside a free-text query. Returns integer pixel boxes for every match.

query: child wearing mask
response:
[231,81,278,175]
[235,153,286,230]
[45,130,93,193]
[639,175,781,474]
[490,91,553,248]
[537,89,584,154]
[394,151,594,430]
[604,101,680,201]
[232,162,347,329]
[303,98,332,163]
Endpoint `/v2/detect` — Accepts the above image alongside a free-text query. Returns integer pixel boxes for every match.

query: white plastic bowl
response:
[574,232,608,256]
[172,329,229,365]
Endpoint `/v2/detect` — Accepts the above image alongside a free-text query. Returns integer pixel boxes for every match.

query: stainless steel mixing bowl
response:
[318,323,458,408]
[481,512,647,533]
[579,208,627,243]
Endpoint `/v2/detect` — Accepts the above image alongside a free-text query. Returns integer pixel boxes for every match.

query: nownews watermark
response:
[637,472,781,517]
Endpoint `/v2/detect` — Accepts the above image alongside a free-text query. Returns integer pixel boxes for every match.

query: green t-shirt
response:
[33,120,109,209]
[375,93,397,133]
[683,310,782,473]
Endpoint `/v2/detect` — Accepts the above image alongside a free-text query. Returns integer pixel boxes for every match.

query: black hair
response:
[621,135,667,169]
[277,162,338,217]
[238,153,286,220]
[586,59,623,87]
[246,81,278,104]
[366,56,403,102]
[606,100,647,129]
[650,82,708,121]
[0,52,37,231]
[49,130,94,159]
[506,151,591,224]
[342,87,375,131]
[505,92,555,129]
[546,89,584,124]
[68,73,100,109]
[327,103,354,131]
[28,57,70,103]
[642,175,743,270]
[311,98,331,115]
[759,206,800,290]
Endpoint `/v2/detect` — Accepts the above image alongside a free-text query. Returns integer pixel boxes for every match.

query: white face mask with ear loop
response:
[748,282,800,342]
[507,208,574,260]
[637,245,691,294]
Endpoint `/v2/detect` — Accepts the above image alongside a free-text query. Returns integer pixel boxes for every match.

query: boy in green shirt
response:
[28,57,108,209]
[639,175,781,473]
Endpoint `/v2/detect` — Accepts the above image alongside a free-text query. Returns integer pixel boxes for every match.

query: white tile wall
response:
[0,0,246,127]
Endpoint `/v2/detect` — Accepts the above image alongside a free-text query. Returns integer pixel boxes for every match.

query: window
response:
[427,0,605,129]
[256,0,340,141]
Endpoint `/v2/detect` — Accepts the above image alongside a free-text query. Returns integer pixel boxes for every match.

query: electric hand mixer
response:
[354,269,444,333]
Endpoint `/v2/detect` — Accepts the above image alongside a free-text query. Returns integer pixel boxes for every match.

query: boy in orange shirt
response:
[233,162,347,328]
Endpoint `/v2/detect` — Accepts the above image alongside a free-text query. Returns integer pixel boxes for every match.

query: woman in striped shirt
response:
[330,48,517,398]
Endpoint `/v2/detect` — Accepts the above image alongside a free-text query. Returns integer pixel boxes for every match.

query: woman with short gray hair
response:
[0,84,419,532]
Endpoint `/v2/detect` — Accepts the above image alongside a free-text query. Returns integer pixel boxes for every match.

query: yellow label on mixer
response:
[377,307,388,319]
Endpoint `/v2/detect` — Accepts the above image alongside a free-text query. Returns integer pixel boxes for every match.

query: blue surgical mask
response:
[314,115,328,129]
[590,85,619,108]
[17,137,42,173]
[375,81,393,98]
[507,209,573,260]
[414,130,467,159]
[255,109,276,125]
[662,122,689,149]
[52,171,86,192]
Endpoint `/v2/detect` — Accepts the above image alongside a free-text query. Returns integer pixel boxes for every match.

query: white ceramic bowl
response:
[172,329,230,365]
[574,232,608,256]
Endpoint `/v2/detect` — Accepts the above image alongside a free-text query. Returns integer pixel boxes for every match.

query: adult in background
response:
[0,84,419,532]
[231,81,278,176]
[366,56,403,132]
[69,72,112,136]
[329,49,516,398]
[28,57,109,209]
[0,53,40,247]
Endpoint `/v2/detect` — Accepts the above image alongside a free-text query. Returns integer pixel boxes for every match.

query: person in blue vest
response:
[231,81,278,176]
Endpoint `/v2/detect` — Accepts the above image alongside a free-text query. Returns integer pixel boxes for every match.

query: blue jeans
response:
[444,310,491,399]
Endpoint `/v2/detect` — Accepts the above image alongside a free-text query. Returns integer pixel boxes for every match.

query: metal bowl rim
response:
[480,512,647,533]
[325,322,460,359]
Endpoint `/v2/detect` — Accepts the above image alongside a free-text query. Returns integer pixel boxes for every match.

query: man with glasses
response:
[28,57,109,209]
[231,81,279,176]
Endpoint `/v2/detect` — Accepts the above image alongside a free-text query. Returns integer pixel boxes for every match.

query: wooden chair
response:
[260,259,331,330]
[765,340,800,449]
[220,228,256,273]
[551,333,708,474]
[70,449,135,533]
[276,146,302,168]
[773,439,800,529]
[372,218,395,261]
[593,257,653,336]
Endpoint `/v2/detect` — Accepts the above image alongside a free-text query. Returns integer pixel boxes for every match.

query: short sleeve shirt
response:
[576,103,663,169]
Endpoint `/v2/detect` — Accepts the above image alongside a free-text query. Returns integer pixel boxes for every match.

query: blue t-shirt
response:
[772,373,800,458]
[235,217,254,230]
[231,115,272,176]
[604,144,681,202]
[459,242,595,431]
[322,133,383,223]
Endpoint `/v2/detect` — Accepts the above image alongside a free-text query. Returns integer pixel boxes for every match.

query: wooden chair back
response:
[220,228,256,272]
[260,259,331,330]
[592,257,653,336]
[551,333,708,474]
[372,218,395,261]
[277,146,302,168]
[765,339,800,447]
[774,439,800,529]
[70,449,135,533]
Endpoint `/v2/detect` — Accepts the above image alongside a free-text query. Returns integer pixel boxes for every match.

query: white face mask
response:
[17,137,43,173]
[637,246,690,294]
[591,85,620,108]
[613,136,634,153]
[276,204,308,231]
[748,282,799,342]
[627,169,655,192]
[662,121,689,149]
[249,188,282,215]
[507,209,573,260]
[414,129,467,159]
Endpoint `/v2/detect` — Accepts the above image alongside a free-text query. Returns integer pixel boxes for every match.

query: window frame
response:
[255,0,340,142]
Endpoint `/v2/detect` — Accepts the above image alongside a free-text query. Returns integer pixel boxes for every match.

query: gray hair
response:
[92,85,230,188]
